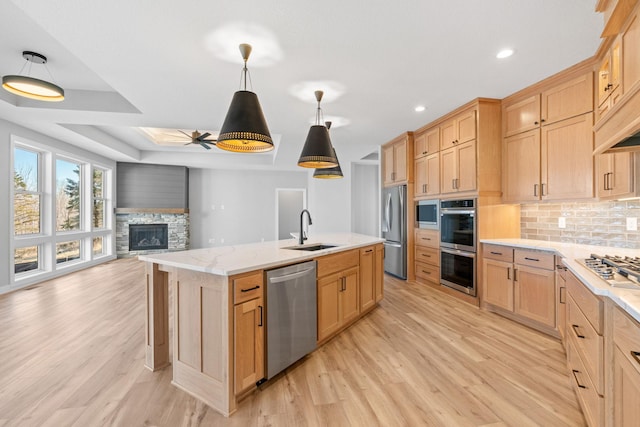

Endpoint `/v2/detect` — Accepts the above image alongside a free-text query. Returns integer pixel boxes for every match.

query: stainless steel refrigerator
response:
[382,184,407,279]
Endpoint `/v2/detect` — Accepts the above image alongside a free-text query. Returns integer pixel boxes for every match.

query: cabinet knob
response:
[534,121,539,125]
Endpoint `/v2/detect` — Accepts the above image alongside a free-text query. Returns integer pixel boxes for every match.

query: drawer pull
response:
[571,324,585,339]
[507,267,511,280]
[422,237,431,241]
[490,251,503,255]
[365,249,373,253]
[422,270,431,275]
[524,257,540,262]
[241,285,260,293]
[559,286,566,304]
[258,305,263,327]
[422,254,431,258]
[572,370,587,389]
[632,351,640,366]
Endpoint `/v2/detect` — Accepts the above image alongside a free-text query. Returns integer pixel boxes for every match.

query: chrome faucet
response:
[299,209,312,245]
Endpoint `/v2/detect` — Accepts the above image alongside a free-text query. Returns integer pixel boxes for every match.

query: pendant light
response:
[2,51,65,102]
[217,44,273,153]
[313,122,343,179]
[298,90,339,168]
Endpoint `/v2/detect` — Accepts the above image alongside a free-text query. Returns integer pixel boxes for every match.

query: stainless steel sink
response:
[283,244,338,251]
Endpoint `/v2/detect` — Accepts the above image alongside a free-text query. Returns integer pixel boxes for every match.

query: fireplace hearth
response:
[129,224,168,251]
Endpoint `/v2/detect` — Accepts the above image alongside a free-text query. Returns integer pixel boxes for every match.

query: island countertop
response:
[139,232,384,276]
[480,238,640,323]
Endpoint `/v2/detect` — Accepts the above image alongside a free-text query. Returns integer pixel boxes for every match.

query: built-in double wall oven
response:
[440,198,477,296]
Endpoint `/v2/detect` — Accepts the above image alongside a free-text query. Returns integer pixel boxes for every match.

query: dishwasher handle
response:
[268,267,315,284]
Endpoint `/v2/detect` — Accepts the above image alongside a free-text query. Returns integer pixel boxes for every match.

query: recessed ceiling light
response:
[496,49,514,59]
[415,105,426,112]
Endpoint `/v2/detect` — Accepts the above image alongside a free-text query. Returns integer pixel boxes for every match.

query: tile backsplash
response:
[521,200,640,249]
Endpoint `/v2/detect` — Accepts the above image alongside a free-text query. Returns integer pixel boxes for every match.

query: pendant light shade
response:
[217,44,273,153]
[313,122,343,179]
[298,91,338,168]
[2,51,64,102]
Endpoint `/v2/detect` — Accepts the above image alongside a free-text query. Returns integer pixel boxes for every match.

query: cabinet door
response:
[425,127,440,154]
[414,156,428,197]
[483,258,514,311]
[514,265,556,328]
[425,153,440,196]
[375,245,384,302]
[440,119,456,149]
[317,273,341,342]
[622,11,640,95]
[614,346,640,427]
[414,132,428,159]
[393,140,408,183]
[341,267,360,325]
[456,110,476,144]
[456,140,477,192]
[440,147,457,194]
[503,94,540,137]
[359,247,375,312]
[541,72,593,125]
[541,113,594,201]
[556,268,567,344]
[597,152,634,198]
[382,145,395,186]
[503,130,541,202]
[234,297,264,394]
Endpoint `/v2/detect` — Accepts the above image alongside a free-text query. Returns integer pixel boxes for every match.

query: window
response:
[56,159,81,232]
[93,168,106,229]
[11,140,114,286]
[13,148,41,235]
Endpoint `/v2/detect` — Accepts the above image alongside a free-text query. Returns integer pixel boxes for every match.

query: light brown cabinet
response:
[317,250,360,343]
[383,133,412,186]
[414,229,439,286]
[414,152,440,197]
[441,140,477,194]
[440,110,476,150]
[597,37,622,119]
[597,151,635,199]
[503,112,594,202]
[414,127,440,158]
[566,270,604,427]
[360,244,384,312]
[232,271,265,396]
[556,261,568,345]
[612,306,640,427]
[482,245,556,332]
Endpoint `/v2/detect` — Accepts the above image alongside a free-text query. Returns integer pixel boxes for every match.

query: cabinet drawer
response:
[567,337,604,427]
[568,295,604,395]
[317,249,359,277]
[415,262,439,284]
[483,244,513,262]
[415,229,439,248]
[567,272,603,334]
[415,246,439,266]
[233,271,264,304]
[514,249,555,270]
[614,307,640,371]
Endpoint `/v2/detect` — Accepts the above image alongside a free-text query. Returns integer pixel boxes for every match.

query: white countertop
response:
[139,233,384,276]
[481,239,640,323]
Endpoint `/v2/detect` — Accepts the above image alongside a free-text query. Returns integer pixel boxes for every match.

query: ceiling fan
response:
[179,130,217,150]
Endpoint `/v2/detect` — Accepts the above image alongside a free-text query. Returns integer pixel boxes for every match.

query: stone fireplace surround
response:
[116,209,189,258]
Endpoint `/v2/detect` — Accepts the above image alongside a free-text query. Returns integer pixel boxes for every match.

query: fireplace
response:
[129,224,168,251]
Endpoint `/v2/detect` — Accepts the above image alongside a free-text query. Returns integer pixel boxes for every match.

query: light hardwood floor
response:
[0,258,585,426]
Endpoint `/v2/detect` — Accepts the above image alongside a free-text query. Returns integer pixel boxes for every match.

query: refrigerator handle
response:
[384,192,391,232]
[398,186,404,233]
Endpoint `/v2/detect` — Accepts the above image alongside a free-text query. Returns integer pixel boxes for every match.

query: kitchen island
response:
[139,233,384,416]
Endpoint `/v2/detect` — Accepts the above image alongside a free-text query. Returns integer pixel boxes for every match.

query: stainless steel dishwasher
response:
[265,260,317,379]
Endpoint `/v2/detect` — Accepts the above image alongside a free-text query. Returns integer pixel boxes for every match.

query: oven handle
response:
[440,247,476,258]
[441,210,475,216]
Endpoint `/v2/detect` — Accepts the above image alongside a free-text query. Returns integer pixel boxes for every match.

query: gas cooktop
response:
[577,254,640,289]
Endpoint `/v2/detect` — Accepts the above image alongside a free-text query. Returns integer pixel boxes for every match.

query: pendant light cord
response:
[315,100,324,126]
[238,60,253,91]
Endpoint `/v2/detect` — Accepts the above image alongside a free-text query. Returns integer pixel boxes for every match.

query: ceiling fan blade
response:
[200,142,211,150]
[198,132,211,140]
[178,130,191,138]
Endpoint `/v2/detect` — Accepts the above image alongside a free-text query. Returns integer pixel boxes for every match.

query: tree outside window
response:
[56,159,81,232]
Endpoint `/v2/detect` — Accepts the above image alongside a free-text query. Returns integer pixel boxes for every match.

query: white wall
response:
[351,163,380,237]
[0,118,117,290]
[189,168,308,248]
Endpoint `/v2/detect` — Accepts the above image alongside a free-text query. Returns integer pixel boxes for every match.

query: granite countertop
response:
[139,233,384,276]
[481,238,640,323]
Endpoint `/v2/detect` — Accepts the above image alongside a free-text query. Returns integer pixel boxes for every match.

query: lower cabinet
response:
[317,249,360,343]
[414,229,440,286]
[482,244,556,332]
[612,306,640,427]
[360,244,384,312]
[556,261,568,345]
[232,271,265,396]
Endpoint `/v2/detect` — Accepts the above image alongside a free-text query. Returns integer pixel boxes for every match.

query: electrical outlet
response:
[627,217,638,231]
[208,238,215,244]
[558,217,566,229]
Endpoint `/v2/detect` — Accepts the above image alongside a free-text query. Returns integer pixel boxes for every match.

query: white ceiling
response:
[0,0,604,171]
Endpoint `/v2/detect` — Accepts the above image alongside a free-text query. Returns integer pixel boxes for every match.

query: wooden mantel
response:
[115,208,189,214]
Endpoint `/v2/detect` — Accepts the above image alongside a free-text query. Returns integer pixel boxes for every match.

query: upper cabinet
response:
[596,151,636,199]
[597,36,622,119]
[382,132,413,187]
[414,128,440,159]
[440,110,477,150]
[502,71,595,203]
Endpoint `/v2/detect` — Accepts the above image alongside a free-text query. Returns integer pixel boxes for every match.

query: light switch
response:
[558,217,566,229]
[627,217,638,231]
